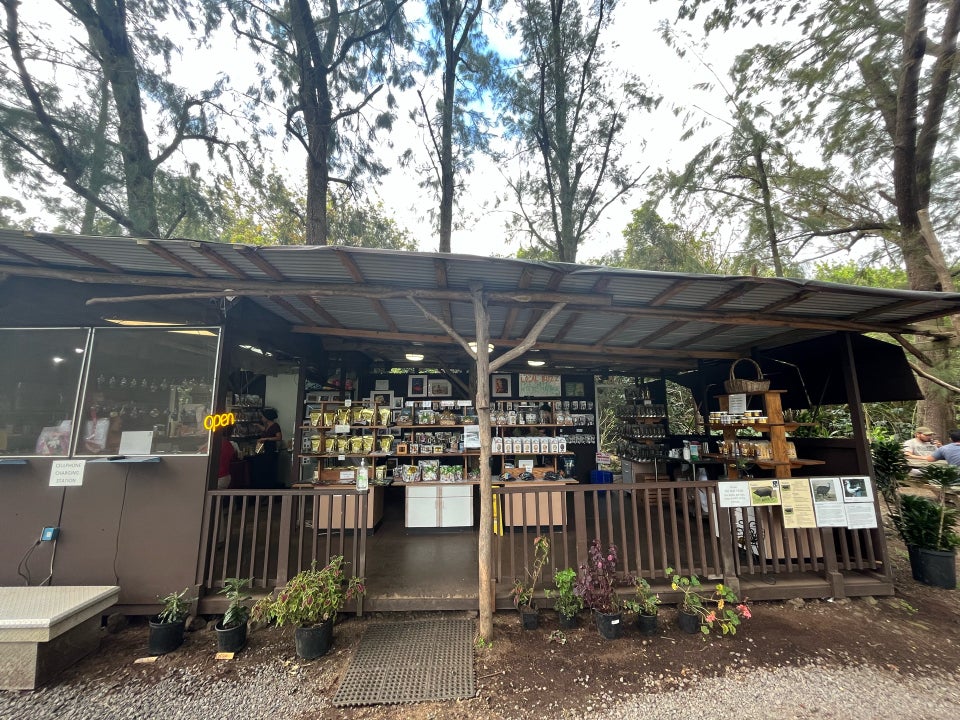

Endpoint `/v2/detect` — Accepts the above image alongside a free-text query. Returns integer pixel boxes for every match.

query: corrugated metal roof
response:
[1,229,958,376]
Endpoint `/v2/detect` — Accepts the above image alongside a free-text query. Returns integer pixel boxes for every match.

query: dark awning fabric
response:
[671,334,922,408]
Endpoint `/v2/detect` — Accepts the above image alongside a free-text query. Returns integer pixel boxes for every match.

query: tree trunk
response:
[472,290,494,641]
[438,4,457,254]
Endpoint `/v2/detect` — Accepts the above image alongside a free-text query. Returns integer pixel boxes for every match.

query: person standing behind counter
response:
[254,407,282,488]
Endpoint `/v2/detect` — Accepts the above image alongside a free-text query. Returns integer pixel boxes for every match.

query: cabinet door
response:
[439,486,473,527]
[405,486,439,527]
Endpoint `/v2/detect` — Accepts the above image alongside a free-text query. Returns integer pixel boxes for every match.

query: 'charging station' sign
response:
[50,460,86,487]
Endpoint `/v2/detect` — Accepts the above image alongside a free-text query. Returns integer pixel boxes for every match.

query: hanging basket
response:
[724,358,770,393]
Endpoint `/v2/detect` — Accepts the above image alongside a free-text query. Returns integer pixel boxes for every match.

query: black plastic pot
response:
[677,609,701,634]
[295,619,334,660]
[917,548,957,589]
[520,607,539,630]
[593,610,623,639]
[215,619,248,653]
[635,612,658,636]
[148,618,185,655]
[907,545,923,582]
[558,612,578,629]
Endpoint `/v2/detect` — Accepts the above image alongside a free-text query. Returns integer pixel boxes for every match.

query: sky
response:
[3,1,780,261]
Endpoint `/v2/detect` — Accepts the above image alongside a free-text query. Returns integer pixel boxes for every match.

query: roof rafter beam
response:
[552,276,610,344]
[334,249,398,334]
[499,268,534,339]
[233,246,287,281]
[190,245,251,280]
[136,239,209,278]
[37,236,123,273]
[434,258,454,329]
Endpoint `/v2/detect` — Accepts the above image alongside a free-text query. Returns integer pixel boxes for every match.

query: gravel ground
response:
[3,656,958,720]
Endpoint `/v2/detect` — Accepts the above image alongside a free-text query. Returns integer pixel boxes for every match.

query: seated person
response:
[922,428,960,468]
[903,426,940,475]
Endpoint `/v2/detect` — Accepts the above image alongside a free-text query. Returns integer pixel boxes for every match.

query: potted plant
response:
[548,567,584,629]
[909,464,960,588]
[149,587,195,655]
[873,437,960,586]
[667,567,751,636]
[510,535,550,630]
[574,539,623,639]
[251,556,364,660]
[215,577,252,653]
[622,576,660,636]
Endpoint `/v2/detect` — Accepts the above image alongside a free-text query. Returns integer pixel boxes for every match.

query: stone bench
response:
[0,585,120,690]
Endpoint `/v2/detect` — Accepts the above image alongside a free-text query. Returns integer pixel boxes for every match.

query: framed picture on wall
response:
[392,396,404,409]
[492,374,512,397]
[408,374,428,398]
[428,379,452,397]
[565,381,585,397]
[369,391,394,408]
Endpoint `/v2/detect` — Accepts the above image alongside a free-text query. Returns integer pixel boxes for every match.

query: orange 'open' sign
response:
[203,412,236,430]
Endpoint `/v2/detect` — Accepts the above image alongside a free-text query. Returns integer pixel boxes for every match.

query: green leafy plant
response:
[252,556,364,628]
[667,567,751,636]
[219,577,252,629]
[548,567,585,618]
[157,588,194,624]
[918,464,960,551]
[510,535,550,610]
[622,576,660,617]
[574,539,621,614]
[871,437,909,505]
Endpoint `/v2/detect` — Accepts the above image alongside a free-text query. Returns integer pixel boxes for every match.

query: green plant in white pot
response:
[252,556,364,659]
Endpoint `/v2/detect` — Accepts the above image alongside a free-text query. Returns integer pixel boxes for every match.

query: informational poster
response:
[749,479,781,506]
[839,476,874,502]
[811,478,847,526]
[50,459,86,487]
[841,475,878,529]
[119,430,154,456]
[779,478,818,528]
[844,503,879,529]
[728,393,747,415]
[463,425,481,449]
[518,373,561,397]
[717,480,751,507]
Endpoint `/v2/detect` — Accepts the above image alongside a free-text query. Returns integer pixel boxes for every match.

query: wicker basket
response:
[724,358,771,393]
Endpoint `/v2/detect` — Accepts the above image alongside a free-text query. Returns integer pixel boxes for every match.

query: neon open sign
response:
[203,412,236,430]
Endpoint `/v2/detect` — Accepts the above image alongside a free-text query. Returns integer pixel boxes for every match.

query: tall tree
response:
[0,0,244,237]
[671,0,960,430]
[220,0,411,245]
[498,0,656,263]
[413,1,501,252]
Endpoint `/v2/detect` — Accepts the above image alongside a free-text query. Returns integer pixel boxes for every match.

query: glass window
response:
[77,328,221,456]
[0,328,90,457]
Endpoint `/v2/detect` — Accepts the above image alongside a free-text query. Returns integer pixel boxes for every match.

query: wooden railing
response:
[197,480,890,610]
[197,489,369,598]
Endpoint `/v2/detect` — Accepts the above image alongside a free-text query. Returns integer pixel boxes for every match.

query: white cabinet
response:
[404,483,474,528]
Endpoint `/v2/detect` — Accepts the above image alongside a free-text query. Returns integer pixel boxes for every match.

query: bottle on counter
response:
[356,458,369,492]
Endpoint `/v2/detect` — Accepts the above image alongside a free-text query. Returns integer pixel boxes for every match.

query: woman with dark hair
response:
[255,407,282,487]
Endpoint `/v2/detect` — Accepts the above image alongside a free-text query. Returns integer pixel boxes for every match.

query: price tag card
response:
[728,393,747,415]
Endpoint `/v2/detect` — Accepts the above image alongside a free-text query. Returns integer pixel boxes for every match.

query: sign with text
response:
[50,460,86,487]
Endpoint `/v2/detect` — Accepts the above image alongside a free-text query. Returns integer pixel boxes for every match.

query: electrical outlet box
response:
[41,526,59,542]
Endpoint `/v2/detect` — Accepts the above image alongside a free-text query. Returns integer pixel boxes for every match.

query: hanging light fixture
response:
[405,353,425,362]
[468,341,495,353]
[527,359,546,367]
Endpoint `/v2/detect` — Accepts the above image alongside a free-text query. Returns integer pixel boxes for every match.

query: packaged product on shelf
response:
[419,459,439,482]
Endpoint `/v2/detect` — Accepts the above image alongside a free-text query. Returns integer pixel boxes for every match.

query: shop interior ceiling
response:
[1,230,959,388]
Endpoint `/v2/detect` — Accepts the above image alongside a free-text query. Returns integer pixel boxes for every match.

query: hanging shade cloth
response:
[672,333,922,409]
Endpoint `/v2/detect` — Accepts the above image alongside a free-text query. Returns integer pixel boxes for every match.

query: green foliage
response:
[870,438,909,504]
[812,261,909,290]
[622,576,660,617]
[548,567,585,618]
[157,588,195,624]
[251,556,365,628]
[510,535,549,610]
[498,0,657,262]
[219,577,253,629]
[667,567,751,636]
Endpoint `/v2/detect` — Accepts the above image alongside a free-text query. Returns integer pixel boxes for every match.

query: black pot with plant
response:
[575,539,623,639]
[510,536,549,630]
[549,568,584,628]
[215,577,252,653]
[149,588,194,655]
[874,438,960,587]
[622,576,660,636]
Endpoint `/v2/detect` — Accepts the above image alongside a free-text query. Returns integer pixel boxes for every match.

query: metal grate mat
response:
[332,618,476,706]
